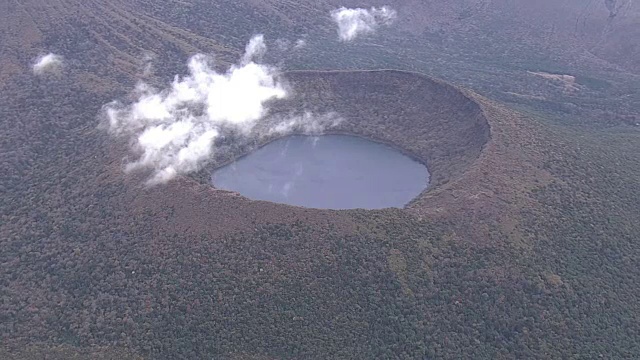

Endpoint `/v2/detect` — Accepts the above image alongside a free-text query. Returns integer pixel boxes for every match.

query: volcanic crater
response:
[201,69,491,209]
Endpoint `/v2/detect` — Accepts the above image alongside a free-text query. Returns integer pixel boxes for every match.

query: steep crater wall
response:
[199,70,491,199]
[267,70,491,189]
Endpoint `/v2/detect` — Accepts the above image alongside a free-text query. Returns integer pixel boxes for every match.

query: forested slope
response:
[1,0,640,359]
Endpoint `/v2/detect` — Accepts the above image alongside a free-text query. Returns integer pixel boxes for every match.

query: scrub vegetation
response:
[1,0,640,359]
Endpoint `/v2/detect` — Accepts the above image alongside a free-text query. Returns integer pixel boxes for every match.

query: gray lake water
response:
[211,135,430,210]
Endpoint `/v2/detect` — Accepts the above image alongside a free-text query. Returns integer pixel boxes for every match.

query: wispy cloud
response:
[331,6,397,42]
[103,35,339,185]
[294,39,307,49]
[269,112,342,136]
[33,53,64,75]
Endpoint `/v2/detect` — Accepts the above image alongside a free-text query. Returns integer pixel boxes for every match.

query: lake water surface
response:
[211,135,429,209]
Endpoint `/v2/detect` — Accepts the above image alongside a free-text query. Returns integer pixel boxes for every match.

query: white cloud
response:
[33,53,64,75]
[331,6,397,42]
[103,35,339,186]
[269,112,342,136]
[104,35,287,185]
[242,34,267,64]
[141,52,156,76]
[294,39,307,49]
[273,38,306,52]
